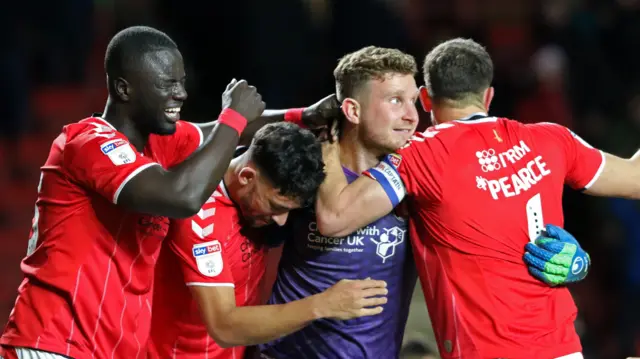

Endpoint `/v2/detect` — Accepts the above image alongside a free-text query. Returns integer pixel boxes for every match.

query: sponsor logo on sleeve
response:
[100,139,136,166]
[192,240,223,277]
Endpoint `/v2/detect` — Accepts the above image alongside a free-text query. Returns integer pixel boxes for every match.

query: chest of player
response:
[90,196,170,250]
[290,209,409,268]
[219,220,267,283]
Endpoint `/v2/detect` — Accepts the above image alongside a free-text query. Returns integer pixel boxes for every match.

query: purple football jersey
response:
[259,168,417,359]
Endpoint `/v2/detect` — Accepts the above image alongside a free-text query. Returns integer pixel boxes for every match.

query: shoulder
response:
[64,117,120,144]
[396,122,468,164]
[62,117,133,163]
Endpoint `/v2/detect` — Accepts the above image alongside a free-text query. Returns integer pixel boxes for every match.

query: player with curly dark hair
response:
[149,122,389,359]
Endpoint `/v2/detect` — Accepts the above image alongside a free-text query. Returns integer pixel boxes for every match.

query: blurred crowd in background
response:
[2,0,640,358]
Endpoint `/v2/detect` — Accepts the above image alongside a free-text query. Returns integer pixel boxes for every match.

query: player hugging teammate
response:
[2,25,629,359]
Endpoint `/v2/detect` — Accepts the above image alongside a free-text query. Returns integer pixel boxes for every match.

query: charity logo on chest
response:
[305,220,406,263]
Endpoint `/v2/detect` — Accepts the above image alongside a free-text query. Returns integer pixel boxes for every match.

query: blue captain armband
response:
[362,155,407,207]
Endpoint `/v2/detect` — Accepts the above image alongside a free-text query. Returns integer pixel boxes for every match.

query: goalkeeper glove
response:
[523,224,590,286]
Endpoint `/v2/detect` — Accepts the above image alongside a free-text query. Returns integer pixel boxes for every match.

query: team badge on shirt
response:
[100,139,137,166]
[192,240,223,277]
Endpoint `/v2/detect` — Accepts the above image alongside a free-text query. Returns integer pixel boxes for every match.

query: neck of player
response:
[338,125,383,174]
[102,97,149,152]
[432,104,488,125]
[223,155,249,204]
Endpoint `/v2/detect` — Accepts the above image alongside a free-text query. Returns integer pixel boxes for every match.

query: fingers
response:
[225,78,238,91]
[535,239,569,255]
[329,119,340,143]
[524,250,569,276]
[543,224,578,245]
[544,224,560,238]
[528,266,561,287]
[360,287,388,298]
[360,295,388,308]
[523,251,548,271]
[352,279,387,289]
[354,306,384,317]
[229,79,248,92]
[524,242,555,262]
[524,244,571,275]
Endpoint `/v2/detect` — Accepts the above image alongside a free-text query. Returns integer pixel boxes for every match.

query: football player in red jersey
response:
[149,122,388,359]
[0,25,333,359]
[313,38,640,359]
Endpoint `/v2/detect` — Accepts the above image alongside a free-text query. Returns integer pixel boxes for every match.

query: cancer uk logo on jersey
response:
[192,240,223,277]
[476,149,501,172]
[369,227,405,263]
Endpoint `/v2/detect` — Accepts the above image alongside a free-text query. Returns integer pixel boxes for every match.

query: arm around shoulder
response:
[314,141,398,237]
[189,277,387,348]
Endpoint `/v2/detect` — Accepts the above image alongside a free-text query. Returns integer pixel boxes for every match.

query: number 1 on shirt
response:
[526,193,544,242]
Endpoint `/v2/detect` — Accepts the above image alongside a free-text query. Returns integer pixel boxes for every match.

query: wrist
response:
[284,108,307,128]
[218,108,247,135]
[307,292,329,320]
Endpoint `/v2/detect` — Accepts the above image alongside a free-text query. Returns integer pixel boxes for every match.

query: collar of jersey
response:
[454,112,497,124]
[218,180,231,200]
[90,113,117,130]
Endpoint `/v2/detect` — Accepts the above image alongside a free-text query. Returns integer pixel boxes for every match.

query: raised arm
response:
[584,150,640,199]
[190,279,387,348]
[314,139,402,237]
[195,94,341,146]
[117,79,264,218]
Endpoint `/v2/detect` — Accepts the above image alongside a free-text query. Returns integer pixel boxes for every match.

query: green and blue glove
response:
[523,224,590,286]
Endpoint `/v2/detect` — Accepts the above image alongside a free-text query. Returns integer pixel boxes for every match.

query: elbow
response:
[169,195,203,219]
[205,323,239,349]
[315,211,349,238]
[214,339,234,349]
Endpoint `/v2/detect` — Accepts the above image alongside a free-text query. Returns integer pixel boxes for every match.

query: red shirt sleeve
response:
[532,122,605,190]
[63,125,160,204]
[167,198,235,286]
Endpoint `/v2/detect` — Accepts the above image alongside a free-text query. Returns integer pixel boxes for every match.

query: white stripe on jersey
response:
[584,151,606,189]
[13,348,71,359]
[555,352,583,359]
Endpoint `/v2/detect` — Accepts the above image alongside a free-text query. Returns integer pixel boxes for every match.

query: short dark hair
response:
[104,26,177,77]
[423,38,493,107]
[334,46,417,101]
[250,122,325,207]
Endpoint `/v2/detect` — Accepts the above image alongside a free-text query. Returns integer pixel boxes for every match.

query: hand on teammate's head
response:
[302,94,342,129]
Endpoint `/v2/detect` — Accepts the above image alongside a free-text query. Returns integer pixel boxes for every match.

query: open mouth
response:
[164,107,181,122]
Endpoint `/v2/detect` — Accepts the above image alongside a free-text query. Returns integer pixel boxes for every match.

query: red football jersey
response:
[149,182,267,359]
[393,116,603,358]
[0,117,203,359]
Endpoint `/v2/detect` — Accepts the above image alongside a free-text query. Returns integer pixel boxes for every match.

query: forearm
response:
[315,143,357,236]
[168,121,240,214]
[197,109,290,146]
[211,295,321,348]
[315,143,398,236]
[585,150,640,199]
